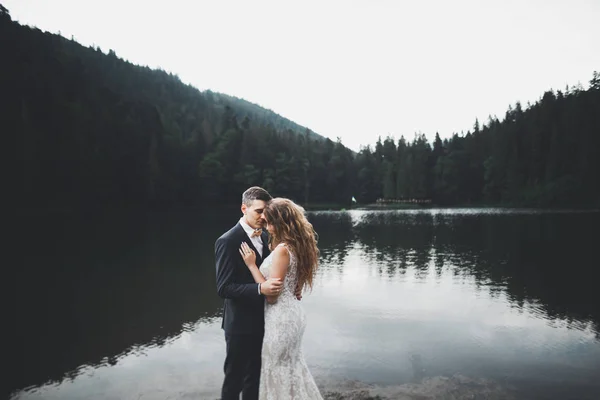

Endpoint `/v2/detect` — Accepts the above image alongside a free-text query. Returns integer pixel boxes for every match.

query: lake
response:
[6,208,600,399]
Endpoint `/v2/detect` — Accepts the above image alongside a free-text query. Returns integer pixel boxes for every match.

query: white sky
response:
[5,0,600,151]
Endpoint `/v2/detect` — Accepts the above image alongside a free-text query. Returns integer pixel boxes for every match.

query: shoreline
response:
[318,375,516,400]
[181,375,518,400]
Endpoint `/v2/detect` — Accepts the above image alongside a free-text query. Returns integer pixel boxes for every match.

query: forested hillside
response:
[1,6,351,208]
[2,4,598,209]
[356,76,600,207]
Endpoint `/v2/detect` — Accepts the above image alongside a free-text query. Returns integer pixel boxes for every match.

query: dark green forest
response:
[2,5,599,209]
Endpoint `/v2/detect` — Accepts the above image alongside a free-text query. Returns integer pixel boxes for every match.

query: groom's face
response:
[242,199,267,230]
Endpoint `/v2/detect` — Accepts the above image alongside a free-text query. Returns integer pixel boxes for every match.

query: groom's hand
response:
[261,278,283,296]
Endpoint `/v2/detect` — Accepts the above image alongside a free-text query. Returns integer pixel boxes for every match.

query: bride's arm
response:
[265,246,290,304]
[246,263,266,284]
[239,242,283,296]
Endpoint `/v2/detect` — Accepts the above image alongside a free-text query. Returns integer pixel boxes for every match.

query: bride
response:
[239,197,323,399]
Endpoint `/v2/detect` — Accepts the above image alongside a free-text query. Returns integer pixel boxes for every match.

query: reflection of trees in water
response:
[317,210,600,338]
[310,211,355,273]
[7,210,228,397]
[11,210,598,397]
[433,212,600,337]
[355,212,434,279]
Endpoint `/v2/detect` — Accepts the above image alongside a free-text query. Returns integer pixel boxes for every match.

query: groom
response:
[215,186,283,400]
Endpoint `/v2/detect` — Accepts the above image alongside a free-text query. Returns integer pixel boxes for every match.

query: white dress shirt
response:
[239,217,263,258]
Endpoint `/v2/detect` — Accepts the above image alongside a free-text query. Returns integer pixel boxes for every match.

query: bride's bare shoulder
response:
[273,243,290,257]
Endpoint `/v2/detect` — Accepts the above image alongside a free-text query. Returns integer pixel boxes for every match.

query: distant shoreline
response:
[304,202,600,212]
[10,202,600,216]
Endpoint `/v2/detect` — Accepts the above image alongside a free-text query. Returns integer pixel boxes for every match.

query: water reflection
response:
[6,208,600,400]
[310,209,600,337]
[310,211,355,269]
[308,209,600,399]
[6,209,236,398]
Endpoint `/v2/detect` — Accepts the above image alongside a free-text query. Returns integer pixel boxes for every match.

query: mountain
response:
[1,5,355,208]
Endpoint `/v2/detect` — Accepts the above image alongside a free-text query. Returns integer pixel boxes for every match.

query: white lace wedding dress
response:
[258,243,323,400]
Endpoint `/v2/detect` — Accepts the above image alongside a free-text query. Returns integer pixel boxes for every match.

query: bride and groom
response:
[215,186,323,399]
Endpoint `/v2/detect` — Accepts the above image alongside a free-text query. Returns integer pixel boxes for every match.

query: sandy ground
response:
[11,373,517,400]
[181,374,516,400]
[320,375,516,400]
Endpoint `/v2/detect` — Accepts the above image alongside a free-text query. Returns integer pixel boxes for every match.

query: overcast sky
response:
[5,0,600,151]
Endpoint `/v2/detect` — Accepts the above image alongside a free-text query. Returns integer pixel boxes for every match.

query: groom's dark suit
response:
[215,222,271,400]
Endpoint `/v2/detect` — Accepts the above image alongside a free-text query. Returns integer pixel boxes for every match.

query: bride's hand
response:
[239,242,257,268]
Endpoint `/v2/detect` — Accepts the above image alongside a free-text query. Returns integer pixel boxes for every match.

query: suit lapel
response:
[261,231,271,260]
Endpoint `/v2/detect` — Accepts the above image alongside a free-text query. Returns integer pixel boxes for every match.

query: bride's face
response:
[261,214,275,235]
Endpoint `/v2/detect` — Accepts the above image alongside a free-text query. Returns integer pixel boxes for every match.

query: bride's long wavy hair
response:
[264,198,319,292]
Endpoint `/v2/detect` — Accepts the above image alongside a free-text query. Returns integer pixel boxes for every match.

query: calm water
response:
[6,208,600,400]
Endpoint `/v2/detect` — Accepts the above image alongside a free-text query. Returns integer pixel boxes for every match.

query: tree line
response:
[356,74,600,208]
[2,6,599,209]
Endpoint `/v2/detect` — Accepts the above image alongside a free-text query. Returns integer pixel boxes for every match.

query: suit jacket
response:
[215,222,271,335]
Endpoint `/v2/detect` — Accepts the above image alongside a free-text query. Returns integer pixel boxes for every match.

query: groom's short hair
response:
[242,186,272,206]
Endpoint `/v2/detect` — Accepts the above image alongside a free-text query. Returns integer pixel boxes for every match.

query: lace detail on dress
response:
[258,243,323,400]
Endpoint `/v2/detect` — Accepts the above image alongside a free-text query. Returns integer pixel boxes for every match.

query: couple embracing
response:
[215,186,323,400]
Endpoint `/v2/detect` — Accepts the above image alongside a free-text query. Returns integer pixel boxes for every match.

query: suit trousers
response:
[221,332,264,400]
